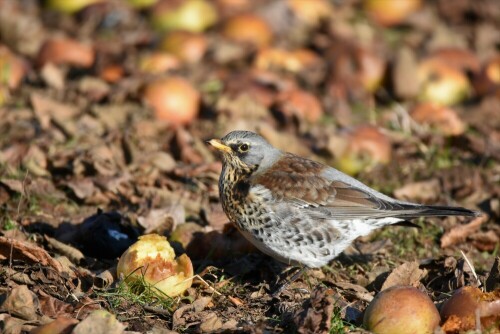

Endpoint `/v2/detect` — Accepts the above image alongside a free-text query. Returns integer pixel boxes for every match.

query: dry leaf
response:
[441,215,488,248]
[138,204,185,235]
[381,261,427,290]
[0,237,63,272]
[294,286,335,334]
[45,236,85,264]
[199,312,223,333]
[72,310,125,334]
[67,178,96,200]
[30,93,78,130]
[38,293,73,318]
[30,316,79,334]
[393,179,440,203]
[1,285,39,321]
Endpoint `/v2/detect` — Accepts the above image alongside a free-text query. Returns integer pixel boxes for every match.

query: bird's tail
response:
[397,204,481,219]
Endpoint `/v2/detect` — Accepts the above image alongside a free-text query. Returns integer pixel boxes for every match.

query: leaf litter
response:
[0,0,499,333]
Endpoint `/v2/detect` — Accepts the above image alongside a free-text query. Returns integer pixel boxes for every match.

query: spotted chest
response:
[219,165,272,232]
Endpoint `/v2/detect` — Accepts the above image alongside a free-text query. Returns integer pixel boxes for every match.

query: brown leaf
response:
[172,296,212,329]
[0,237,63,272]
[72,310,125,334]
[38,294,73,318]
[199,312,223,333]
[485,257,499,292]
[381,261,427,290]
[294,286,335,334]
[332,282,373,302]
[66,178,96,200]
[44,236,85,264]
[39,63,65,90]
[138,204,185,235]
[0,313,26,334]
[30,93,78,130]
[441,215,488,248]
[2,267,35,285]
[30,317,79,334]
[0,179,25,194]
[470,230,500,252]
[203,203,230,231]
[393,47,419,99]
[1,285,39,321]
[393,179,440,203]
[228,296,244,306]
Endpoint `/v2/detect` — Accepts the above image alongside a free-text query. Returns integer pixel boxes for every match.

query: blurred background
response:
[0,0,499,333]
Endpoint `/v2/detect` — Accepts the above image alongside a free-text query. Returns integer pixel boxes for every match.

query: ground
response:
[0,0,499,333]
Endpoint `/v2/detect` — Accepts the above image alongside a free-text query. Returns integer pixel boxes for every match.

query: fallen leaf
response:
[1,285,39,321]
[393,179,441,203]
[0,237,63,272]
[441,215,488,248]
[173,297,212,329]
[30,317,79,334]
[381,261,427,290]
[199,312,223,333]
[228,296,244,306]
[67,178,96,200]
[0,313,26,334]
[72,310,125,334]
[138,204,185,235]
[38,293,73,318]
[485,257,499,292]
[45,236,85,264]
[470,230,499,252]
[294,286,335,334]
[39,63,65,90]
[30,93,78,130]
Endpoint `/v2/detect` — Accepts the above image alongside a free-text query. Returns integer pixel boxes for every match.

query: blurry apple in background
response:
[222,13,273,48]
[160,31,208,64]
[126,0,158,9]
[473,55,500,96]
[417,58,471,106]
[363,0,422,27]
[333,125,392,176]
[0,46,27,90]
[143,77,200,125]
[46,0,104,14]
[410,103,466,136]
[138,52,180,73]
[150,0,218,33]
[286,0,333,26]
[37,38,95,68]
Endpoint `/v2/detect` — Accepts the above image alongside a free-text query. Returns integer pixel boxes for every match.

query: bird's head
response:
[207,131,281,174]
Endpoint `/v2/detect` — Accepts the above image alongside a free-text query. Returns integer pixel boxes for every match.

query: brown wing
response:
[251,153,421,220]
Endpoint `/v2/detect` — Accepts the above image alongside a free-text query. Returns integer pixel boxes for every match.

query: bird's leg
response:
[271,266,307,297]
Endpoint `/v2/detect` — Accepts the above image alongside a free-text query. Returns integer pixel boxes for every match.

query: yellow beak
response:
[207,139,232,153]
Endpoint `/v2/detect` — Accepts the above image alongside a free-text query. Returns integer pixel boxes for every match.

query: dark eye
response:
[239,143,249,152]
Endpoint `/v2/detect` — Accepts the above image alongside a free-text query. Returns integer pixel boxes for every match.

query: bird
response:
[207,130,479,269]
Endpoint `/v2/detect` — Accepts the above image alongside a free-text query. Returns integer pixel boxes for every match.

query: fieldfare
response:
[208,131,479,269]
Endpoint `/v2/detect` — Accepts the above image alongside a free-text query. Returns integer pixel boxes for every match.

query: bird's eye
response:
[239,143,249,152]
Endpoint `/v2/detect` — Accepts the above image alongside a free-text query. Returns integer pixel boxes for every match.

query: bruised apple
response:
[117,234,193,297]
[440,286,500,333]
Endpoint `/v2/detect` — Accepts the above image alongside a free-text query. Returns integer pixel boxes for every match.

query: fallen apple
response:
[440,286,500,333]
[117,234,193,297]
[364,286,440,334]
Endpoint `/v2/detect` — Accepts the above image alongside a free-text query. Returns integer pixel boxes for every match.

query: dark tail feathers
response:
[398,204,481,219]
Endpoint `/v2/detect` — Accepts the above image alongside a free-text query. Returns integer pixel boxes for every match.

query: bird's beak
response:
[207,139,232,153]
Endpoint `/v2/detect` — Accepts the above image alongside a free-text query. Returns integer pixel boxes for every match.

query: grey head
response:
[209,131,282,173]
